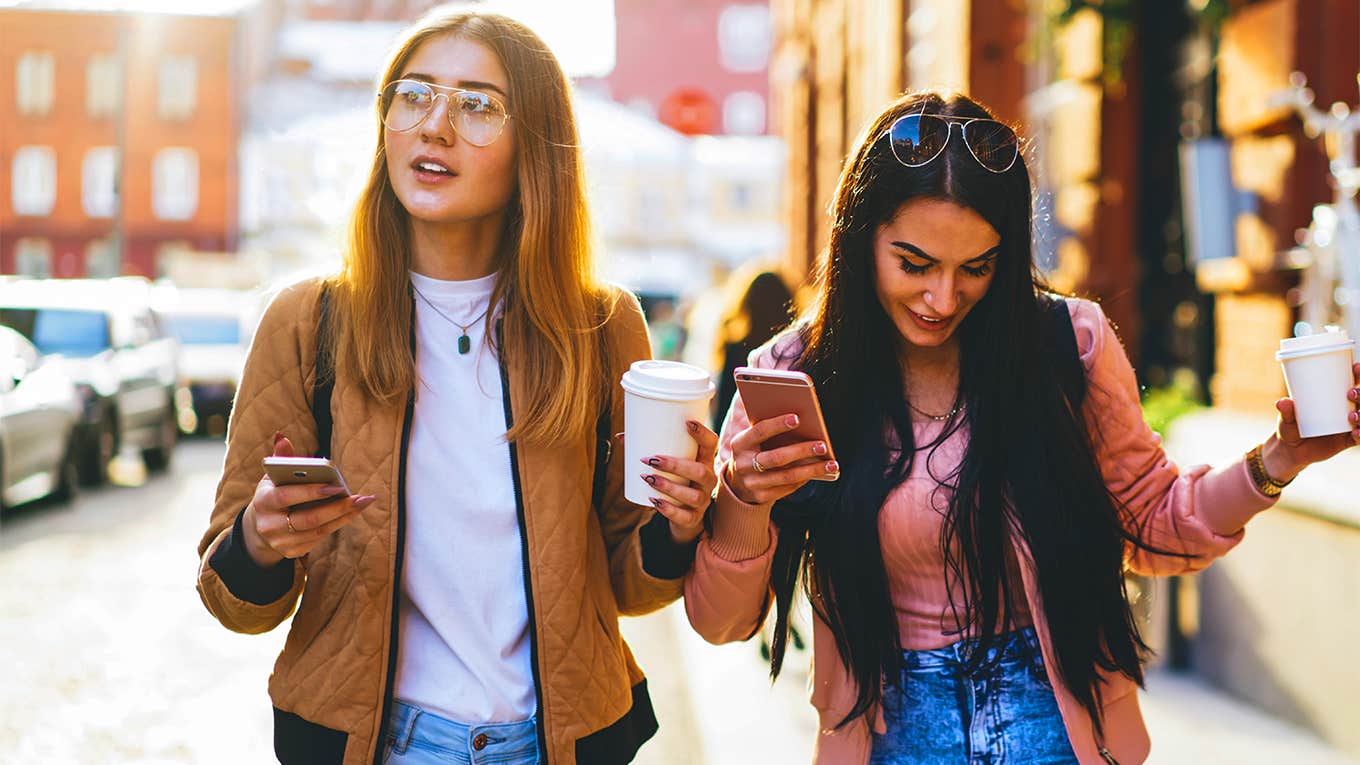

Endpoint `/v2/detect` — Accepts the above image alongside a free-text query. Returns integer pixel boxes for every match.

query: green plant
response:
[1141,380,1206,437]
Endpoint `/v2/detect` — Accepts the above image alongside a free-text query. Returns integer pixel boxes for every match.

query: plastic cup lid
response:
[621,360,715,402]
[1277,329,1354,360]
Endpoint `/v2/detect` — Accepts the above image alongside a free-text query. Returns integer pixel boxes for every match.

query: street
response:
[1,440,1353,764]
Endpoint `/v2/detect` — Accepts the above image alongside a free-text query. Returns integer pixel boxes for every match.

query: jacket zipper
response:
[497,322,551,762]
[370,309,417,765]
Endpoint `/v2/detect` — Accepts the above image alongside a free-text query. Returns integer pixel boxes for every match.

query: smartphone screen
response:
[733,367,837,479]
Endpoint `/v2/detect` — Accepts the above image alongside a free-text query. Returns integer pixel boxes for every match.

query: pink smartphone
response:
[733,367,838,480]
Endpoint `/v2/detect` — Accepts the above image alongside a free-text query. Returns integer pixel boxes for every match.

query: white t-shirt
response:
[393,270,535,723]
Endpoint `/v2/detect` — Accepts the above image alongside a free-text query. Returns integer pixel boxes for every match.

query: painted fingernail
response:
[353,495,377,508]
[786,414,799,428]
[1350,411,1359,423]
[646,457,662,467]
[642,474,657,485]
[1349,389,1358,400]
[826,461,839,473]
[273,431,284,445]
[687,420,699,433]
[322,485,347,496]
[813,442,828,456]
[649,497,663,508]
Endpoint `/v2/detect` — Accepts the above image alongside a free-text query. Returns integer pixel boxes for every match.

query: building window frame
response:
[86,53,122,118]
[14,237,54,278]
[157,56,198,121]
[152,147,199,221]
[82,146,119,218]
[16,50,56,117]
[12,145,58,216]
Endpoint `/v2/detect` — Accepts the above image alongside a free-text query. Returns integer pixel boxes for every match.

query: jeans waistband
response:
[388,700,539,763]
[902,626,1042,672]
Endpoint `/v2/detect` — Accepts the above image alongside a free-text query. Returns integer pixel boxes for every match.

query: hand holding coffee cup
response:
[1267,330,1360,479]
[621,361,720,543]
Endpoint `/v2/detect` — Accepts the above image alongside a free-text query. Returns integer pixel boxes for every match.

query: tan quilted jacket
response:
[196,278,686,765]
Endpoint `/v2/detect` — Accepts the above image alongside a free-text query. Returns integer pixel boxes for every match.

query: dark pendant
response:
[458,334,471,355]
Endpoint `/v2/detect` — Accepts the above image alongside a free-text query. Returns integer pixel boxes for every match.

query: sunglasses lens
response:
[888,114,949,167]
[964,120,1019,172]
[452,91,509,147]
[381,81,433,132]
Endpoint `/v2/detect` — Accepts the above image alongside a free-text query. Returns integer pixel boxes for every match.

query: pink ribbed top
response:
[880,416,1033,649]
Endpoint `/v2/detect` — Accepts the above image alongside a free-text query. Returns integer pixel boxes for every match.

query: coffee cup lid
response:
[1276,329,1354,361]
[621,360,715,402]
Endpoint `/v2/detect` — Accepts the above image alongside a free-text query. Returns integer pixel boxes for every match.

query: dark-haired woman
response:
[684,91,1360,764]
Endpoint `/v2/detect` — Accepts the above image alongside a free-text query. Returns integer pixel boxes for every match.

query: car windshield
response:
[0,307,111,357]
[169,315,241,345]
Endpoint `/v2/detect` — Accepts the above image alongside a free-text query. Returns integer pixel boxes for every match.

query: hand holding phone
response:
[240,435,374,569]
[730,367,840,500]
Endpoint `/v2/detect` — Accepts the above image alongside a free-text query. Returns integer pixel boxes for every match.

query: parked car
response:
[0,325,82,509]
[0,278,180,485]
[152,285,258,436]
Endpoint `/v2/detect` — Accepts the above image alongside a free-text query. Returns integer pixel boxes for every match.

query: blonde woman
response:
[196,11,718,765]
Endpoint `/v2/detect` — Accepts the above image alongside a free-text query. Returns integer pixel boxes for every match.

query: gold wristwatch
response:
[1245,444,1293,497]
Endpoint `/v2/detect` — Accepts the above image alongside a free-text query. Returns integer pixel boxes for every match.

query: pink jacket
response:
[684,298,1278,764]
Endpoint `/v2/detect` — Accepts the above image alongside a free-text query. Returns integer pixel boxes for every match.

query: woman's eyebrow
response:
[890,242,999,263]
[402,72,509,98]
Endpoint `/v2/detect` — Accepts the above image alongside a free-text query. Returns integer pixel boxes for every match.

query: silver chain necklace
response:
[411,285,490,355]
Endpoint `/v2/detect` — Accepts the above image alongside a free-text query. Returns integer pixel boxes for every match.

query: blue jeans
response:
[869,627,1079,765]
[380,700,541,765]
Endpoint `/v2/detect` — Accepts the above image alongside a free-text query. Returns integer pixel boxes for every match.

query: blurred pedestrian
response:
[711,268,795,430]
[195,10,716,765]
[683,91,1360,764]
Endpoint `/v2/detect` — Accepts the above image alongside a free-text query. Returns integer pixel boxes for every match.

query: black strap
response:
[591,322,612,510]
[1044,294,1087,408]
[312,284,335,460]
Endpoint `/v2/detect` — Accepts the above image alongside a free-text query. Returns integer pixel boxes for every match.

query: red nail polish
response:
[273,431,284,445]
[647,457,662,467]
[643,474,657,485]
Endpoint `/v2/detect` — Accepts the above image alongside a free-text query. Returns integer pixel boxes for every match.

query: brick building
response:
[0,2,280,278]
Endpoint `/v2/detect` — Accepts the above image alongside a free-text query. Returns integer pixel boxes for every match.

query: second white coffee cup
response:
[1276,330,1356,438]
[621,360,716,506]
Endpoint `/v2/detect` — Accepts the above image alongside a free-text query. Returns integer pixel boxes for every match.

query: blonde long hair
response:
[331,9,613,445]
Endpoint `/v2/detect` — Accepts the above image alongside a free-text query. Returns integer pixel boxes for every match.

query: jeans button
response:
[472,732,489,751]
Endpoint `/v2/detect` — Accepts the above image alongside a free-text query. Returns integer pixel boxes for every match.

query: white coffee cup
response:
[1276,329,1356,438]
[620,360,716,506]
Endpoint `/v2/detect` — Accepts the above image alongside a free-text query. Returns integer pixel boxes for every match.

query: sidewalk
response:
[622,603,1358,765]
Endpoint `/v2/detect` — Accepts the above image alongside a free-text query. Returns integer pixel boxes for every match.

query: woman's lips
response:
[907,307,953,332]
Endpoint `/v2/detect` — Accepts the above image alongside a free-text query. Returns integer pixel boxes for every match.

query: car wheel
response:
[142,408,177,472]
[51,437,80,504]
[77,410,117,487]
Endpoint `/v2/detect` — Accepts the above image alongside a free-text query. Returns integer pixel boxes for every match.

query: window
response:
[16,51,55,116]
[0,307,111,357]
[157,56,197,120]
[152,148,198,220]
[723,91,765,135]
[717,5,771,73]
[85,237,120,278]
[83,147,119,218]
[12,146,57,216]
[87,53,121,118]
[14,238,53,278]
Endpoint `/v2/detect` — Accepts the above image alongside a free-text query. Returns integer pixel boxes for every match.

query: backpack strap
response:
[1044,294,1088,408]
[591,306,613,510]
[312,283,335,460]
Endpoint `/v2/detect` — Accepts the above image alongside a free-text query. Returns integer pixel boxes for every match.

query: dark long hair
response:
[764,91,1181,733]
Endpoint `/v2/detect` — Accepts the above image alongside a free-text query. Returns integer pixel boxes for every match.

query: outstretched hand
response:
[1265,362,1360,480]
